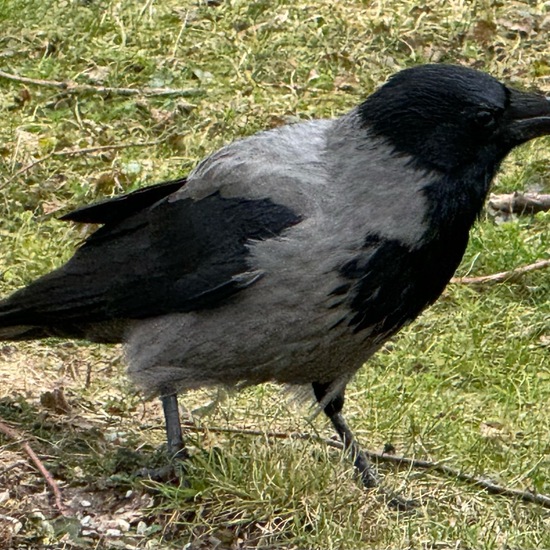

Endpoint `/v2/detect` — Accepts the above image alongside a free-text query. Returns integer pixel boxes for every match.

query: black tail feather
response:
[60,178,187,224]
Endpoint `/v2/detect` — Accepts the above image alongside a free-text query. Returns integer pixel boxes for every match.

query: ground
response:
[0,0,549,548]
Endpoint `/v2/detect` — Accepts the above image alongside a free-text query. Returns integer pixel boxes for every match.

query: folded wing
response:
[0,186,302,341]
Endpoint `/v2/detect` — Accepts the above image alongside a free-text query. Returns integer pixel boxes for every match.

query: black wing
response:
[0,189,301,335]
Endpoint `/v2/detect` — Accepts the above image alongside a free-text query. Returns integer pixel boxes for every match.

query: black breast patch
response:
[335,230,469,335]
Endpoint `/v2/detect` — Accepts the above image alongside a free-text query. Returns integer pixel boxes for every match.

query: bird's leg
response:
[312,381,379,488]
[136,393,188,481]
[161,393,188,460]
[312,381,415,510]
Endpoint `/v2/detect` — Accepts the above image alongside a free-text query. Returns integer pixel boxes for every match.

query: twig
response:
[489,192,550,215]
[180,422,550,508]
[0,419,66,515]
[2,138,167,188]
[0,68,203,98]
[5,153,54,184]
[51,141,168,158]
[451,259,550,285]
[0,460,26,476]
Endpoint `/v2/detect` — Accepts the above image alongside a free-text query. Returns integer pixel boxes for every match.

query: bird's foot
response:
[379,488,418,511]
[354,448,418,511]
[135,446,189,482]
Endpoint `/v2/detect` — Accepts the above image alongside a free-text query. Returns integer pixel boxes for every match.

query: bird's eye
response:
[475,109,497,129]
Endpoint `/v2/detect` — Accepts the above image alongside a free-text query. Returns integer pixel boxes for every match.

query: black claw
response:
[384,491,419,512]
[135,446,188,482]
[136,464,179,482]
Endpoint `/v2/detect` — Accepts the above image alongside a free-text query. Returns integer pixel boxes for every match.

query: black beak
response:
[504,88,550,145]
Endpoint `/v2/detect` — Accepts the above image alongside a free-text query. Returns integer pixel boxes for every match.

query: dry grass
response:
[0,0,549,548]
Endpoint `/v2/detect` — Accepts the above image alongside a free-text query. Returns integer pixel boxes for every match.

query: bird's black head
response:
[359,64,550,174]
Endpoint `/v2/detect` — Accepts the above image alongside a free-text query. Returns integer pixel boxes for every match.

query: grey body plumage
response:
[127,117,439,395]
[1,64,549,502]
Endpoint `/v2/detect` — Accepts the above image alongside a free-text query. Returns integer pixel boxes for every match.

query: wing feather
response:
[0,189,301,337]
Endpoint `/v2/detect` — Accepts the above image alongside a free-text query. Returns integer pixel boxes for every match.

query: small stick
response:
[489,192,550,215]
[0,419,66,515]
[0,68,203,98]
[451,259,550,285]
[2,138,167,188]
[180,422,550,508]
[51,140,168,158]
[0,460,26,476]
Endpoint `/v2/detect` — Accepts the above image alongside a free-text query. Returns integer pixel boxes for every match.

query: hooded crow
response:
[1,64,549,502]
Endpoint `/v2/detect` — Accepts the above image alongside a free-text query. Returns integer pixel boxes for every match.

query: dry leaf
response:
[471,19,497,44]
[480,421,505,439]
[498,15,535,37]
[334,74,359,92]
[40,387,71,414]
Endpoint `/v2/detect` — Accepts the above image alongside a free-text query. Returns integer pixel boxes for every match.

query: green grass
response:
[0,0,549,548]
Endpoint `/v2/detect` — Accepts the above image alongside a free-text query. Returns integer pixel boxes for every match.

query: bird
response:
[1,64,549,503]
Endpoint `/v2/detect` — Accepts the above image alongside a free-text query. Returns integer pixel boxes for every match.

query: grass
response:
[0,0,549,548]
